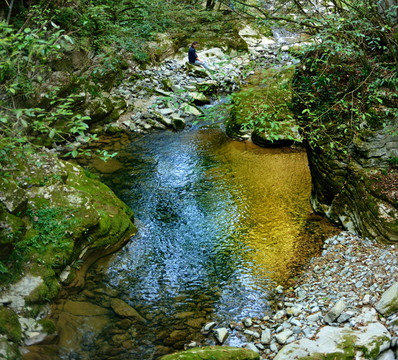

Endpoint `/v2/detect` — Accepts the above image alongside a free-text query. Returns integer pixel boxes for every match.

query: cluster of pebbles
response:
[198,231,398,359]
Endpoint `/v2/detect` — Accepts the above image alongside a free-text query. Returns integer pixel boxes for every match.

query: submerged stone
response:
[110,298,146,323]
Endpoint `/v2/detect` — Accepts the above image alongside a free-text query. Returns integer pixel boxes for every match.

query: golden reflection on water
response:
[194,129,313,284]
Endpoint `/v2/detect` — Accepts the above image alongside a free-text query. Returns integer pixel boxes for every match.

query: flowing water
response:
[37,121,336,360]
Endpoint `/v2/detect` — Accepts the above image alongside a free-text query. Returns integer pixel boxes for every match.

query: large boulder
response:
[0,149,136,301]
[304,129,398,243]
[226,66,301,145]
[376,282,398,316]
[275,321,391,359]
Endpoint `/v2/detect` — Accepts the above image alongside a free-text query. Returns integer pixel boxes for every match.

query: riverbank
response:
[193,231,398,359]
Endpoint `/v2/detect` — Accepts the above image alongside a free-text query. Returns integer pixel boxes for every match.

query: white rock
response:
[376,350,395,360]
[275,329,293,345]
[213,328,228,344]
[244,330,260,338]
[246,343,260,354]
[24,332,47,346]
[243,318,252,327]
[204,322,216,332]
[261,328,272,345]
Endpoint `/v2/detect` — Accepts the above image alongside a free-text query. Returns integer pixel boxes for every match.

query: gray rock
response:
[337,311,355,323]
[324,300,346,324]
[261,328,272,345]
[244,330,260,339]
[213,327,228,344]
[275,329,293,345]
[270,342,279,353]
[243,318,253,327]
[376,350,395,360]
[376,282,398,316]
[246,342,260,353]
[307,312,321,323]
[274,322,390,360]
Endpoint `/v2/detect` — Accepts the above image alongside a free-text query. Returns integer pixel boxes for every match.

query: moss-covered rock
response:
[0,308,22,343]
[37,319,57,335]
[196,80,219,96]
[159,346,260,360]
[274,321,391,360]
[0,149,136,298]
[185,62,209,78]
[226,67,301,145]
[0,336,19,360]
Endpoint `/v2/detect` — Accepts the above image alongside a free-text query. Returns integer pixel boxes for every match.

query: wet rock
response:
[92,157,123,174]
[204,322,216,332]
[165,330,189,345]
[62,300,108,317]
[243,318,253,327]
[376,282,398,316]
[110,298,146,323]
[213,327,229,344]
[186,318,205,329]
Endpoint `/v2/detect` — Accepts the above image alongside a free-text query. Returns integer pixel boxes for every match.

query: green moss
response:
[227,67,298,143]
[0,308,22,343]
[357,335,390,359]
[25,279,61,304]
[1,149,136,299]
[37,319,57,334]
[159,346,260,360]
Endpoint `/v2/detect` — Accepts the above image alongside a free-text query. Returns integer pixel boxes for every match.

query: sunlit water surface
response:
[44,125,334,360]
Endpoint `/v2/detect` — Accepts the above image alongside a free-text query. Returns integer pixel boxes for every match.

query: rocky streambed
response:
[177,231,398,360]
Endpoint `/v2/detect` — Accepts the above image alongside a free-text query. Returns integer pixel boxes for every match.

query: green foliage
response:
[388,156,398,168]
[0,18,66,101]
[291,0,398,155]
[0,206,79,285]
[0,308,22,343]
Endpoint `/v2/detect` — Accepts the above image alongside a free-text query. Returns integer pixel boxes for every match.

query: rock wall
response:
[306,124,398,243]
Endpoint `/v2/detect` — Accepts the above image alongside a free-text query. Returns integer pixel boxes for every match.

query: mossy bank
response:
[0,148,136,359]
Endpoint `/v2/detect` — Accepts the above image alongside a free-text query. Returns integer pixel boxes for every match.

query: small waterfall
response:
[272,27,300,43]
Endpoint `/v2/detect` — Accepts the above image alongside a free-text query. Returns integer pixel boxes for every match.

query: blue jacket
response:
[188,47,197,63]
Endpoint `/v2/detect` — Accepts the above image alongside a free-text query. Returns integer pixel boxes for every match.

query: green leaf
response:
[49,128,56,138]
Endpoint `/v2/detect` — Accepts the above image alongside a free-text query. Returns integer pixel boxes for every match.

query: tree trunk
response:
[6,0,15,24]
[206,0,216,9]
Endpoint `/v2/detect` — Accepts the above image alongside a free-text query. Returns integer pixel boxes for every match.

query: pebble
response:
[203,232,398,359]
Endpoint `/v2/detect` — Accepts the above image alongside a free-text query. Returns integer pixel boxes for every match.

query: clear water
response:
[39,124,333,360]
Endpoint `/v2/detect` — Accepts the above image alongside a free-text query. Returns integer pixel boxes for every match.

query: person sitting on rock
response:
[188,41,211,71]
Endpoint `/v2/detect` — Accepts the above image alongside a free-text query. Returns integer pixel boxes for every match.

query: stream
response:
[41,117,338,360]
